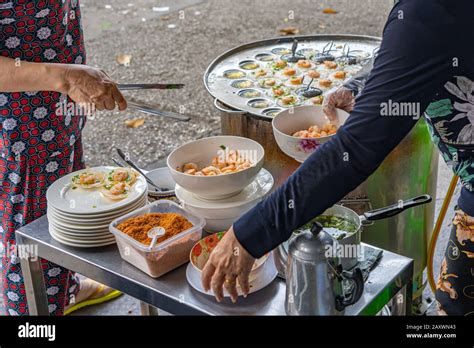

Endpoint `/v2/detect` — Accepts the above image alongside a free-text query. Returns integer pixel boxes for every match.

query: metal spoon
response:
[115,148,170,192]
[148,227,166,249]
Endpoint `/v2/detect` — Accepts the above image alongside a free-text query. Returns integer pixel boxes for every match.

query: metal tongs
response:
[118,83,190,122]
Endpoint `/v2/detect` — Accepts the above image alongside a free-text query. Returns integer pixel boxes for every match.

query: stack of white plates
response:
[46,166,148,248]
[176,169,274,232]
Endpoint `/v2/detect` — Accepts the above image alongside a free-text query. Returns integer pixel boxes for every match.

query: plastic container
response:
[109,200,205,278]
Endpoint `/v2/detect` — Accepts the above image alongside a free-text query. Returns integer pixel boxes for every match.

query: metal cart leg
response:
[139,301,159,316]
[17,235,49,315]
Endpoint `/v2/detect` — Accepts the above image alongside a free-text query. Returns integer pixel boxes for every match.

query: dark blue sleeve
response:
[234,1,456,258]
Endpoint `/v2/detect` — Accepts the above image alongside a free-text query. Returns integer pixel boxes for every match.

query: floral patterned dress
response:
[0,0,86,315]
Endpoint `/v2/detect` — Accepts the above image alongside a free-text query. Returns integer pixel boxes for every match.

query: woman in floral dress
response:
[0,0,126,315]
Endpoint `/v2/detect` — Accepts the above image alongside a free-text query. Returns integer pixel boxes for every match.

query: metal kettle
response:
[282,222,364,315]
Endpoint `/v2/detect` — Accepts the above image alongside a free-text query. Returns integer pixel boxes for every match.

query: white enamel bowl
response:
[272,105,349,163]
[167,136,265,200]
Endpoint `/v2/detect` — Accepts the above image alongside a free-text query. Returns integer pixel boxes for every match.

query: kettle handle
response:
[335,267,364,312]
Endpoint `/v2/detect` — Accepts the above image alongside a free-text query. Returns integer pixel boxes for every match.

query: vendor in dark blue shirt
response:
[202,0,474,315]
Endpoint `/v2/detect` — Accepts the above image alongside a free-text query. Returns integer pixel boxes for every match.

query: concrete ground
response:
[0,0,454,315]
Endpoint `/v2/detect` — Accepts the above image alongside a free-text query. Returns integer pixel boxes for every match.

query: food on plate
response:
[319,79,333,88]
[292,123,338,138]
[280,95,299,106]
[289,76,304,85]
[272,86,289,97]
[272,60,288,70]
[333,71,347,79]
[306,70,321,79]
[297,60,312,69]
[255,69,268,78]
[106,168,137,185]
[259,78,278,88]
[296,215,358,240]
[177,147,254,176]
[71,170,105,189]
[117,212,193,246]
[324,61,338,69]
[101,182,131,200]
[311,95,324,105]
[282,67,297,77]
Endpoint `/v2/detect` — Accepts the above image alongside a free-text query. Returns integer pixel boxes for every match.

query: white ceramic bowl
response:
[272,105,349,163]
[145,167,176,197]
[175,168,274,232]
[167,136,265,200]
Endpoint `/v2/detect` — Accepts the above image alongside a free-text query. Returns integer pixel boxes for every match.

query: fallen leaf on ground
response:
[125,118,145,128]
[116,54,132,66]
[322,8,338,14]
[279,26,300,36]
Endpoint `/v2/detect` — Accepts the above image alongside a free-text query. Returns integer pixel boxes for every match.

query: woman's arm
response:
[0,56,126,111]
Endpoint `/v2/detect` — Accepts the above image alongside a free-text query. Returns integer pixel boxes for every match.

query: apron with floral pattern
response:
[0,0,86,315]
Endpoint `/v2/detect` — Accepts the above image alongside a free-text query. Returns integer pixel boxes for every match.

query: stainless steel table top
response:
[16,215,413,315]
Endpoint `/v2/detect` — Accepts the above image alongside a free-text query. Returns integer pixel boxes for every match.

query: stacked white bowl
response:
[46,166,148,248]
[168,136,273,233]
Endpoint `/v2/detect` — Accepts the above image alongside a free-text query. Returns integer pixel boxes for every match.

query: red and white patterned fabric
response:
[0,0,86,315]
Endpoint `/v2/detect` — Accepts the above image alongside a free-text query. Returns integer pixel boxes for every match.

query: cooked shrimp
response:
[112,168,129,182]
[290,76,304,85]
[307,70,321,79]
[183,163,198,172]
[202,166,221,175]
[308,125,320,133]
[311,96,324,105]
[297,60,312,69]
[264,79,277,87]
[274,60,288,69]
[282,95,297,105]
[324,61,338,69]
[79,174,98,185]
[334,71,347,79]
[273,88,285,96]
[319,79,333,88]
[292,130,310,138]
[185,169,197,175]
[110,182,127,195]
[282,68,297,76]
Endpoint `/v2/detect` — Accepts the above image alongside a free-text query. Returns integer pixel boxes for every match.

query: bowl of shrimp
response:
[272,105,349,163]
[167,136,265,200]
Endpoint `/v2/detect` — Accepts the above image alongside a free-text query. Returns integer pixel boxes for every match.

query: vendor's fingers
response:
[224,274,238,303]
[210,269,226,302]
[201,262,216,292]
[93,99,106,111]
[103,93,116,111]
[237,272,251,298]
[323,102,337,121]
[112,85,127,111]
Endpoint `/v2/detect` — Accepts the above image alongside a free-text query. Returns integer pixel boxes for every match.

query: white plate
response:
[47,194,147,222]
[176,168,274,209]
[49,226,116,248]
[186,252,278,297]
[47,166,147,215]
[48,219,112,235]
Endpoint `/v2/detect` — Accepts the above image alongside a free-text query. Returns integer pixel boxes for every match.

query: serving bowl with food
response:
[109,200,205,278]
[186,232,277,297]
[272,105,349,163]
[167,136,265,200]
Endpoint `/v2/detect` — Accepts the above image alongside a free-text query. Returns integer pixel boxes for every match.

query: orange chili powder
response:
[117,213,193,246]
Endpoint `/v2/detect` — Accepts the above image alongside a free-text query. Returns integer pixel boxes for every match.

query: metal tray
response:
[204,34,381,119]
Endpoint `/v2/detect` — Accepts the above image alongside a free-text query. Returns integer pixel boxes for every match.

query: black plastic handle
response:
[363,194,432,222]
[335,267,364,312]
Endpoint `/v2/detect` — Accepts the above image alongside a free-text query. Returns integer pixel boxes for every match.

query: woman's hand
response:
[59,65,127,111]
[201,227,255,303]
[323,87,355,121]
